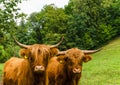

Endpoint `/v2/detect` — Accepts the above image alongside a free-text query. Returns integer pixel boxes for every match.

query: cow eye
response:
[38,49,41,53]
[67,59,74,65]
[69,61,74,66]
[29,57,34,62]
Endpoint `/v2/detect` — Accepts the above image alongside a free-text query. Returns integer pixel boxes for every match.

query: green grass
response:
[0,63,4,75]
[80,37,120,85]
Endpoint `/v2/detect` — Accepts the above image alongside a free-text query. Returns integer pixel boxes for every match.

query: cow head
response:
[57,48,99,74]
[14,37,63,73]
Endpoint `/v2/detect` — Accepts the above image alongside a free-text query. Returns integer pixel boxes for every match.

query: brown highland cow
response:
[3,37,63,85]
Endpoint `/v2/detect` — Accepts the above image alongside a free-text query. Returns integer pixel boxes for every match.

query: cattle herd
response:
[2,36,100,85]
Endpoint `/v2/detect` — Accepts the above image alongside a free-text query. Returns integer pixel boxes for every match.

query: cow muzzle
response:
[34,66,45,72]
[73,68,81,74]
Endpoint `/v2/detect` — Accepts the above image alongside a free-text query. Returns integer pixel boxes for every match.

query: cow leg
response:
[45,71,49,85]
[76,79,80,85]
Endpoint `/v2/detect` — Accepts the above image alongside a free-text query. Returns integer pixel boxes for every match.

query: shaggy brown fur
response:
[46,48,92,85]
[3,57,34,85]
[3,44,59,85]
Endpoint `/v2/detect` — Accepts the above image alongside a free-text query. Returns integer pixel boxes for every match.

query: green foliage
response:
[27,4,69,50]
[0,0,22,33]
[0,0,120,62]
[0,33,20,63]
[0,0,26,62]
[107,0,120,35]
[64,0,120,49]
[20,0,120,50]
[5,44,20,59]
[0,45,8,63]
[97,24,116,42]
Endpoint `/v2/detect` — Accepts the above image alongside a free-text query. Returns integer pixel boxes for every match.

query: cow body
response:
[46,48,92,85]
[3,44,59,85]
[3,57,34,85]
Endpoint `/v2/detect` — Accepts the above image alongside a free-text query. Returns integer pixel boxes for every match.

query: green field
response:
[80,37,120,85]
[0,64,4,75]
[0,63,4,82]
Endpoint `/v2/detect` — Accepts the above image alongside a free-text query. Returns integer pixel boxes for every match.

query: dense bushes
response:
[0,45,20,63]
[0,45,8,63]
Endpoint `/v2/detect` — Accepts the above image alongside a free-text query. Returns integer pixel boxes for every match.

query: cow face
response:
[58,48,92,74]
[19,44,59,73]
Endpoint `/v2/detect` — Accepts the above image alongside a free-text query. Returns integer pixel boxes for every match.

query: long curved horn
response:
[50,36,64,48]
[57,51,66,55]
[13,36,30,48]
[82,48,101,54]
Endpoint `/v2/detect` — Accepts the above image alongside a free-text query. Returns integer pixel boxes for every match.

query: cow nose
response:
[34,66,45,72]
[73,68,81,74]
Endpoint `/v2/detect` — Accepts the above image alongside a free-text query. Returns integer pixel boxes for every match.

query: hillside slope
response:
[80,37,120,85]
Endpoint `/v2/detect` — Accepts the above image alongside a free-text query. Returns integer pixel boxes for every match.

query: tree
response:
[27,4,70,50]
[0,0,22,33]
[0,0,26,44]
[0,0,27,62]
[65,0,120,49]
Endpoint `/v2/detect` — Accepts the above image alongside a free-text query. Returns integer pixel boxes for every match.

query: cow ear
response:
[83,55,92,62]
[20,53,28,59]
[57,55,67,64]
[19,48,28,59]
[19,49,25,57]
[57,57,63,64]
[50,48,59,56]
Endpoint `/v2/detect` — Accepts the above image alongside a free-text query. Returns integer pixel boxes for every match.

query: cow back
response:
[3,57,34,85]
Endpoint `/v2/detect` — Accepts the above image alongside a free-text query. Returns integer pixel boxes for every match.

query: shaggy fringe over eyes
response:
[31,45,51,65]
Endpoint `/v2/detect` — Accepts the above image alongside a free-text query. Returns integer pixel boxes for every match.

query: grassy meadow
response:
[0,63,4,82]
[80,37,120,85]
[0,64,4,74]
